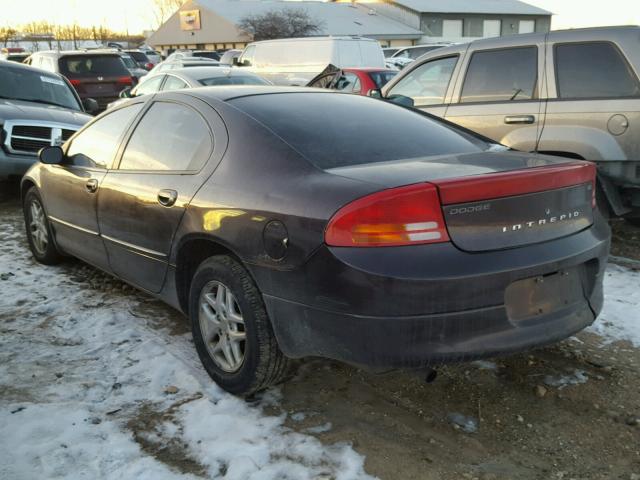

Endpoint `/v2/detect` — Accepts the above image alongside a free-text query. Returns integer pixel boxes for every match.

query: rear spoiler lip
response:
[432,161,596,205]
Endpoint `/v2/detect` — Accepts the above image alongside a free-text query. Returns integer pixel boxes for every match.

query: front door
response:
[98,98,214,293]
[444,37,547,152]
[39,104,143,271]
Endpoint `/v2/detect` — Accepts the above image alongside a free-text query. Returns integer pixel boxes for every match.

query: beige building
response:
[148,0,425,53]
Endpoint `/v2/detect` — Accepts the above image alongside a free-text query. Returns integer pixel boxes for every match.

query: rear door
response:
[539,34,640,162]
[444,35,547,152]
[97,94,222,293]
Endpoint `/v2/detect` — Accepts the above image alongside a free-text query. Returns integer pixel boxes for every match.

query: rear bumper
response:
[260,215,610,368]
[264,295,597,368]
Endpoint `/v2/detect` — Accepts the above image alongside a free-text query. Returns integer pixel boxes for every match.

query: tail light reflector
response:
[434,161,597,206]
[325,183,449,247]
[69,79,81,87]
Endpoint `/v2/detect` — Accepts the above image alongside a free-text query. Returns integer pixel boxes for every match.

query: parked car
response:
[0,61,92,178]
[1,47,30,63]
[166,50,221,62]
[23,87,609,395]
[118,52,148,83]
[219,49,242,66]
[379,26,640,224]
[25,50,134,112]
[123,49,154,70]
[149,58,220,74]
[386,44,450,70]
[138,46,162,65]
[234,37,386,86]
[307,66,397,96]
[107,67,270,109]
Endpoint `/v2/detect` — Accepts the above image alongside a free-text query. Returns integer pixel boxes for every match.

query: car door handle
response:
[157,189,178,207]
[504,115,535,125]
[85,178,99,193]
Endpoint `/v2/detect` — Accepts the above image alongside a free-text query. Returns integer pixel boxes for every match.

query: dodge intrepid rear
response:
[22,88,610,395]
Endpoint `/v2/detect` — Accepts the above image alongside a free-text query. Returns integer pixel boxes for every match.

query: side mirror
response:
[368,89,382,99]
[387,94,414,108]
[39,146,64,165]
[82,97,99,114]
[119,87,133,99]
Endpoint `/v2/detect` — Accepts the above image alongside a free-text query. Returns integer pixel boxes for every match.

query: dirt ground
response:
[1,180,639,480]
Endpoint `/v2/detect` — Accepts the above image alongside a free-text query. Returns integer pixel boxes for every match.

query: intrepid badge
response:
[501,211,581,233]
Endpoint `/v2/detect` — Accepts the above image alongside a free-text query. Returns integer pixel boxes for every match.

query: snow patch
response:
[589,264,640,347]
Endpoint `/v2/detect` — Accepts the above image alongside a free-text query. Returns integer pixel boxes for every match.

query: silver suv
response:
[380,26,640,223]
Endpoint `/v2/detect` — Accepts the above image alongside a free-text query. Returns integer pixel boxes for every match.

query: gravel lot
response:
[1,182,639,480]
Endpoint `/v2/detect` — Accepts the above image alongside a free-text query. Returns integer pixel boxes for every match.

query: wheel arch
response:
[174,233,254,315]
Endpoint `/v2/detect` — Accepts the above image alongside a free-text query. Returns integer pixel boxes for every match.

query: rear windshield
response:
[128,51,149,62]
[369,71,397,89]
[230,93,487,169]
[193,51,220,60]
[59,55,129,77]
[198,75,269,86]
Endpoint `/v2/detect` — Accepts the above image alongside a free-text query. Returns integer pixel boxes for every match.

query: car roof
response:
[166,66,259,80]
[169,85,332,102]
[33,50,121,57]
[343,67,396,73]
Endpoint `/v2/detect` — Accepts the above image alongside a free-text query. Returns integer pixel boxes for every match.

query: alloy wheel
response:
[29,199,48,255]
[198,280,246,373]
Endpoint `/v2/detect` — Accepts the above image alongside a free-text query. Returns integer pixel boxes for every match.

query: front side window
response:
[460,46,537,103]
[161,76,188,91]
[119,102,212,171]
[66,104,143,169]
[134,75,164,96]
[240,45,256,66]
[387,56,458,106]
[555,42,640,99]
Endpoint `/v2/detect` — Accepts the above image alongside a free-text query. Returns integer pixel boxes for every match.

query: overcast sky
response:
[1,0,639,34]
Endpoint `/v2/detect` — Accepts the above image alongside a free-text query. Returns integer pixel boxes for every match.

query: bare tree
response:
[238,8,323,41]
[152,0,186,28]
[0,26,17,47]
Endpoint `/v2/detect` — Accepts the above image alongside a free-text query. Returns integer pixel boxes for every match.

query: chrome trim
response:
[48,215,99,236]
[101,234,167,258]
[3,119,80,156]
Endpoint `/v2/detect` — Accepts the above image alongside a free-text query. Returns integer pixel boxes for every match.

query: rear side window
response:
[198,75,269,86]
[59,55,130,77]
[66,104,143,169]
[335,73,361,93]
[460,47,537,103]
[161,76,189,91]
[119,102,212,171]
[230,93,486,169]
[555,42,640,99]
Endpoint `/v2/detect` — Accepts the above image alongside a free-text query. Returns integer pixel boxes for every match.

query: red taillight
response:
[69,78,81,87]
[117,76,133,85]
[145,62,154,70]
[325,183,449,247]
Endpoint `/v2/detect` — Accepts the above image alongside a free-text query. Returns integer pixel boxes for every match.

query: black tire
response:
[23,187,63,265]
[189,255,291,396]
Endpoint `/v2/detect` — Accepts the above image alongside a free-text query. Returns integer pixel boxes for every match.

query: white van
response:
[234,37,386,86]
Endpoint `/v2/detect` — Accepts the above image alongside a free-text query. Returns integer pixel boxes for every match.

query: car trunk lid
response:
[327,152,595,252]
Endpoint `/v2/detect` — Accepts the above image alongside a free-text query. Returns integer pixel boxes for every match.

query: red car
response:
[307,66,397,96]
